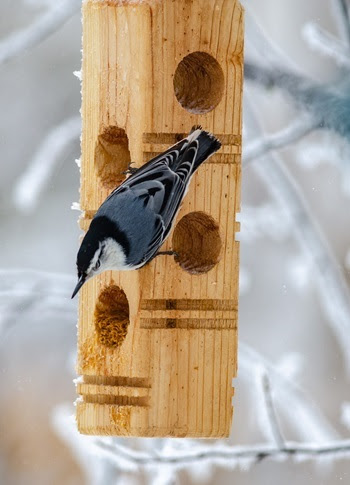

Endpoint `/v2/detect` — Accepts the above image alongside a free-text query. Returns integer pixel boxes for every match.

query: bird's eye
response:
[95,260,100,270]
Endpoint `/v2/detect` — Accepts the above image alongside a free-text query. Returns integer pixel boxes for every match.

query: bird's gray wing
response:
[104,135,194,203]
[128,144,200,262]
[98,137,199,263]
[126,143,198,227]
[123,167,183,263]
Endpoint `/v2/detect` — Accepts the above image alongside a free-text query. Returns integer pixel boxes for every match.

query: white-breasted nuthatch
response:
[72,126,221,298]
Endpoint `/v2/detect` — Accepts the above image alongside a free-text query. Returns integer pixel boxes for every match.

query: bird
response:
[71,126,221,298]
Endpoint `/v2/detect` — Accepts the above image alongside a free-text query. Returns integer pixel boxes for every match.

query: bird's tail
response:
[168,126,221,180]
[187,125,221,173]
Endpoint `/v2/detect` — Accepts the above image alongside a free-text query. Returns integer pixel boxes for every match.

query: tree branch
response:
[302,22,350,68]
[12,116,81,212]
[94,438,350,467]
[240,344,339,442]
[261,372,286,450]
[245,61,350,139]
[332,0,350,46]
[244,116,317,164]
[0,0,81,65]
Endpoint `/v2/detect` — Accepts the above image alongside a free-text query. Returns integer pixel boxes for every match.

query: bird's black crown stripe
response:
[91,215,131,257]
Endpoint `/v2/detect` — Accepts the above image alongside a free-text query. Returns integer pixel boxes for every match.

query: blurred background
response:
[1,0,350,483]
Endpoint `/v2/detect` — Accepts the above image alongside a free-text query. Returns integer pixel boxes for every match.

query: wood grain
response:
[77,0,244,437]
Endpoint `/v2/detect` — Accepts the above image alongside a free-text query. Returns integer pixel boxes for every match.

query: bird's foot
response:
[122,162,138,175]
[156,250,179,258]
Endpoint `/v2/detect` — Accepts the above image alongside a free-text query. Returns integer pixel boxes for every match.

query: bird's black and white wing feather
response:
[100,128,221,264]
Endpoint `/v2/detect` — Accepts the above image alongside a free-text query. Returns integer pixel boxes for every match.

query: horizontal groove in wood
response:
[143,132,241,145]
[140,298,237,310]
[83,375,151,388]
[143,143,240,154]
[77,383,151,398]
[140,309,236,319]
[140,318,237,329]
[143,152,239,164]
[82,394,149,406]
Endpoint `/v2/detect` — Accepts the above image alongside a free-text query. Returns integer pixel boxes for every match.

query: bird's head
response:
[71,216,129,298]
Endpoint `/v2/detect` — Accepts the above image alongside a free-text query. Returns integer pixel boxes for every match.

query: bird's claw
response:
[122,162,138,175]
[156,250,179,258]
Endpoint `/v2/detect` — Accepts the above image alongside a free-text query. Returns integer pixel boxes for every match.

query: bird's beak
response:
[71,274,86,299]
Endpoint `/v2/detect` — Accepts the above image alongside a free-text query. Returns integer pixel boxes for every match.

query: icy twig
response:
[0,269,75,333]
[332,0,350,46]
[242,3,300,72]
[244,116,317,164]
[244,94,350,375]
[244,61,326,103]
[244,61,325,117]
[12,116,81,212]
[240,344,339,442]
[0,0,81,65]
[244,61,350,139]
[261,372,285,450]
[94,438,350,467]
[303,22,350,68]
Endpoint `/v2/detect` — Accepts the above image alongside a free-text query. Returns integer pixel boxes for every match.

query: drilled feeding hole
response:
[173,51,224,114]
[95,126,131,190]
[94,285,130,348]
[172,211,222,274]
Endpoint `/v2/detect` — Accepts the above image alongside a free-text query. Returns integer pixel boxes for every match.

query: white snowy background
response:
[1,0,350,483]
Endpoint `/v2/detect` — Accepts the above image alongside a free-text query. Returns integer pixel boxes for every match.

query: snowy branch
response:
[244,116,317,164]
[12,116,81,212]
[303,22,350,68]
[260,372,285,450]
[93,438,350,467]
[245,61,350,139]
[0,269,75,333]
[239,344,339,442]
[243,4,301,72]
[0,0,81,65]
[244,61,317,98]
[332,0,350,46]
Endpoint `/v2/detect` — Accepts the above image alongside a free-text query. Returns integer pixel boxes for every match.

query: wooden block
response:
[76,0,244,438]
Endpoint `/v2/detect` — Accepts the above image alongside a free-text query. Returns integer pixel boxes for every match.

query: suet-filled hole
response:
[173,51,224,114]
[95,126,131,190]
[172,211,222,274]
[94,285,130,348]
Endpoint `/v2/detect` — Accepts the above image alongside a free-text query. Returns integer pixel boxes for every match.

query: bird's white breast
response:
[102,237,130,271]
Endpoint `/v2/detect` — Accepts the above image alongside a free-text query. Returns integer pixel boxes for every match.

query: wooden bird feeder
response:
[76,0,244,438]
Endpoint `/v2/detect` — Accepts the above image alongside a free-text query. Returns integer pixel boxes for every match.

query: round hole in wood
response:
[172,211,222,274]
[173,51,224,114]
[95,126,131,190]
[94,285,130,348]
